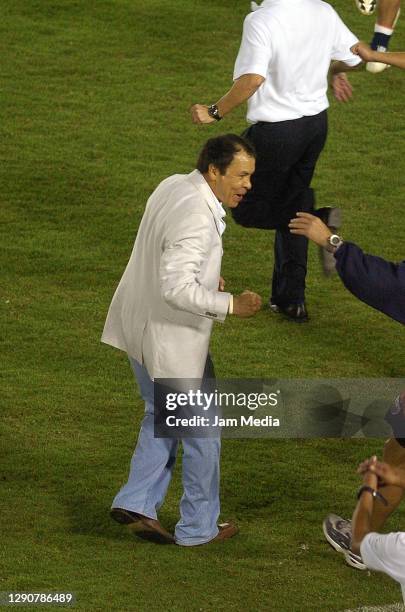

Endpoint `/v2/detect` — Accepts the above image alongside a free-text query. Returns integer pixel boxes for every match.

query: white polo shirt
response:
[361,532,405,603]
[233,0,361,123]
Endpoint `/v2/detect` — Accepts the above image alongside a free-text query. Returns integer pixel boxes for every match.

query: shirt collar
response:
[187,170,227,236]
[207,182,227,236]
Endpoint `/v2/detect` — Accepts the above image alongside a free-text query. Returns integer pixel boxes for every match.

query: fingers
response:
[352,42,373,62]
[243,290,262,305]
[357,456,378,474]
[288,217,311,237]
[190,104,204,124]
[294,212,315,219]
[233,291,262,317]
[332,74,353,103]
[334,85,352,103]
[288,220,310,228]
[190,104,214,124]
[243,291,262,314]
[288,214,315,233]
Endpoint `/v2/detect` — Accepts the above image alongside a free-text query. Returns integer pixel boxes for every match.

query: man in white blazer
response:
[102,134,262,546]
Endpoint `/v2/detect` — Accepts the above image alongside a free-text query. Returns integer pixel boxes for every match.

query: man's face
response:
[209,151,255,207]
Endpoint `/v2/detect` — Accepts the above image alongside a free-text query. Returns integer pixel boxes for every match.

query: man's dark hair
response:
[196,134,256,175]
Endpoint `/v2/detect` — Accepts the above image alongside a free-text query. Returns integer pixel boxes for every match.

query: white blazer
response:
[101,170,231,379]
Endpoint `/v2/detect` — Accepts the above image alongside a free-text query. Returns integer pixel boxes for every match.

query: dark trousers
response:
[232,110,328,306]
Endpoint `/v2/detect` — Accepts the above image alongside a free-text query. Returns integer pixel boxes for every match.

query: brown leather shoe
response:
[110,507,142,525]
[110,508,174,544]
[209,522,239,543]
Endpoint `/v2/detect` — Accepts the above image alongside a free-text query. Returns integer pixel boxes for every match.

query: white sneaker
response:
[355,0,377,15]
[344,549,367,571]
[323,513,367,571]
[366,46,389,74]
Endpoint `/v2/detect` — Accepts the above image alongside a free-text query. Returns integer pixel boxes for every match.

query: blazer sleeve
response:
[334,242,405,325]
[159,212,230,322]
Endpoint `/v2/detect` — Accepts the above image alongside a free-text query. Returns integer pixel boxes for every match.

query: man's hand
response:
[233,290,262,317]
[331,72,353,103]
[359,456,379,490]
[218,276,226,291]
[358,457,405,489]
[190,104,215,125]
[351,42,376,63]
[288,212,332,247]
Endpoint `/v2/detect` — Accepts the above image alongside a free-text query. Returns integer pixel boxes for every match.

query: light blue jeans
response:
[111,358,221,546]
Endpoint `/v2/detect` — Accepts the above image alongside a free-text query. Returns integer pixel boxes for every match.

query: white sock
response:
[375,24,394,35]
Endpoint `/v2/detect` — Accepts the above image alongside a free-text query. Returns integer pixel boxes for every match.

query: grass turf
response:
[1,1,405,610]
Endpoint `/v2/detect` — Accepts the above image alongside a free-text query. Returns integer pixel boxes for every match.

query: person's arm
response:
[352,457,405,555]
[334,243,405,325]
[358,458,405,490]
[288,212,405,325]
[351,466,379,554]
[191,12,269,124]
[329,59,363,103]
[330,59,364,75]
[160,213,262,319]
[352,456,405,553]
[327,6,364,103]
[353,41,405,69]
[191,74,265,124]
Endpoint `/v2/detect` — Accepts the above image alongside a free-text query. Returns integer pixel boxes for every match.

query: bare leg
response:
[370,438,405,531]
[377,0,401,28]
[367,0,400,72]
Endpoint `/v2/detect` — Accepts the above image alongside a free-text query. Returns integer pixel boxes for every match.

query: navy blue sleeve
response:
[334,242,405,325]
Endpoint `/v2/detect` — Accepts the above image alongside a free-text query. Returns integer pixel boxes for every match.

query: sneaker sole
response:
[128,520,174,545]
[344,551,367,571]
[322,520,348,554]
[110,508,142,525]
[323,520,367,571]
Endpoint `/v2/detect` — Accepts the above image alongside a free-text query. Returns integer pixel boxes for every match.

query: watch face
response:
[329,234,341,247]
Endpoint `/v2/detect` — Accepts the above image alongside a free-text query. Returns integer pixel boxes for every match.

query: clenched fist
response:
[190,104,215,124]
[233,290,262,317]
[351,42,376,63]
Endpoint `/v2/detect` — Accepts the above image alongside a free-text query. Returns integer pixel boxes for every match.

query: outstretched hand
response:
[288,212,332,247]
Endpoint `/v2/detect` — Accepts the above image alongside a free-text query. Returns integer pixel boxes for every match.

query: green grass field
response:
[1,1,405,610]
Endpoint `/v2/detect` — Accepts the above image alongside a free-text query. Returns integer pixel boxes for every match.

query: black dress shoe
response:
[277,303,309,323]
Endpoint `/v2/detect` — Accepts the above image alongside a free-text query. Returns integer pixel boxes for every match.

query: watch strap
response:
[357,485,388,506]
[208,104,222,121]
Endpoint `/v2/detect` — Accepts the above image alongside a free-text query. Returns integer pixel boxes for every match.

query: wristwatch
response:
[357,485,388,506]
[207,104,222,121]
[326,234,344,253]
